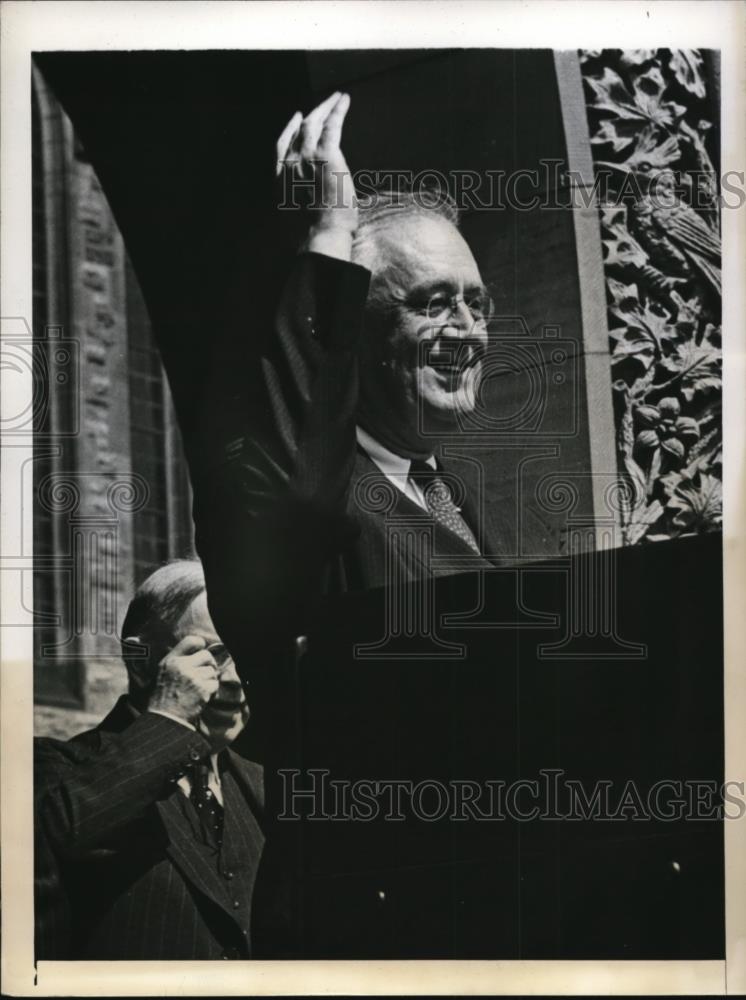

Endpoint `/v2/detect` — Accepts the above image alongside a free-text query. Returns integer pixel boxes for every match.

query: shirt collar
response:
[356,426,436,476]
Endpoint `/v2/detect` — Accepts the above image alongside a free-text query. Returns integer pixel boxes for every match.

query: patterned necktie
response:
[409,460,480,554]
[190,761,224,848]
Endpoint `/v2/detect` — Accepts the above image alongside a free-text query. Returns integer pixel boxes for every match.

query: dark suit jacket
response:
[334,447,499,591]
[184,252,503,956]
[34,697,264,960]
[193,251,499,657]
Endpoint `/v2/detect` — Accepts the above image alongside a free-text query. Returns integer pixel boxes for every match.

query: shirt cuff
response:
[304,226,354,262]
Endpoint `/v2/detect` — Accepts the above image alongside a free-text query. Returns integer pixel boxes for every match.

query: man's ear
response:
[123,636,152,691]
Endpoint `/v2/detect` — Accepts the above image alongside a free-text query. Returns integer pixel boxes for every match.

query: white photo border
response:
[2,1,744,995]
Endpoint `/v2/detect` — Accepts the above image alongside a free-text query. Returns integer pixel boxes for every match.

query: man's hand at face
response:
[276,92,358,261]
[197,653,250,752]
[147,635,220,727]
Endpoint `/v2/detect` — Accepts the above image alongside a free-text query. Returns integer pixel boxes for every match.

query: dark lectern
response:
[256,534,724,959]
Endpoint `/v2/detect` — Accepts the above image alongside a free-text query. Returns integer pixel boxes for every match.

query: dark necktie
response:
[190,761,224,848]
[409,459,480,554]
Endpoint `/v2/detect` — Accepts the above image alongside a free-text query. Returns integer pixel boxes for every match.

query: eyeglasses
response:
[418,290,493,324]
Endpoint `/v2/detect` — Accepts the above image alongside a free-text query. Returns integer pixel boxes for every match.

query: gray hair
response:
[121,559,205,675]
[352,188,460,274]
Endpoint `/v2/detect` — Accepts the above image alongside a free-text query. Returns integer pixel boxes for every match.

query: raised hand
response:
[276,92,358,259]
[147,635,220,726]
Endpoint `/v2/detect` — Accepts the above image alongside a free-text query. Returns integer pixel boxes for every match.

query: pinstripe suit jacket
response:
[34,697,264,960]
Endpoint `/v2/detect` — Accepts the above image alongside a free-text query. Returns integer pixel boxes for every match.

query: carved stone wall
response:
[32,72,194,737]
[579,49,722,544]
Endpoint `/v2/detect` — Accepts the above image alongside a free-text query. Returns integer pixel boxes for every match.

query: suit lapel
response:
[225,751,264,821]
[158,753,265,922]
[353,448,495,567]
[156,791,232,916]
[73,696,248,926]
[220,755,265,868]
[350,450,433,580]
[442,455,501,563]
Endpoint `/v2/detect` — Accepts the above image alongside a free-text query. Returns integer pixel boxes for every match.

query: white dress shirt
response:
[356,426,437,510]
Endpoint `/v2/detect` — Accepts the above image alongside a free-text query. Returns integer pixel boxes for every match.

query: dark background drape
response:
[34,49,593,559]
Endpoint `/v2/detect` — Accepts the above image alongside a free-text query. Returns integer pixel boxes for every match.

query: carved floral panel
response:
[580,49,722,544]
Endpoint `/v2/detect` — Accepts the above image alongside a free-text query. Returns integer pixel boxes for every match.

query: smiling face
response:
[356,214,488,456]
[173,590,249,750]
